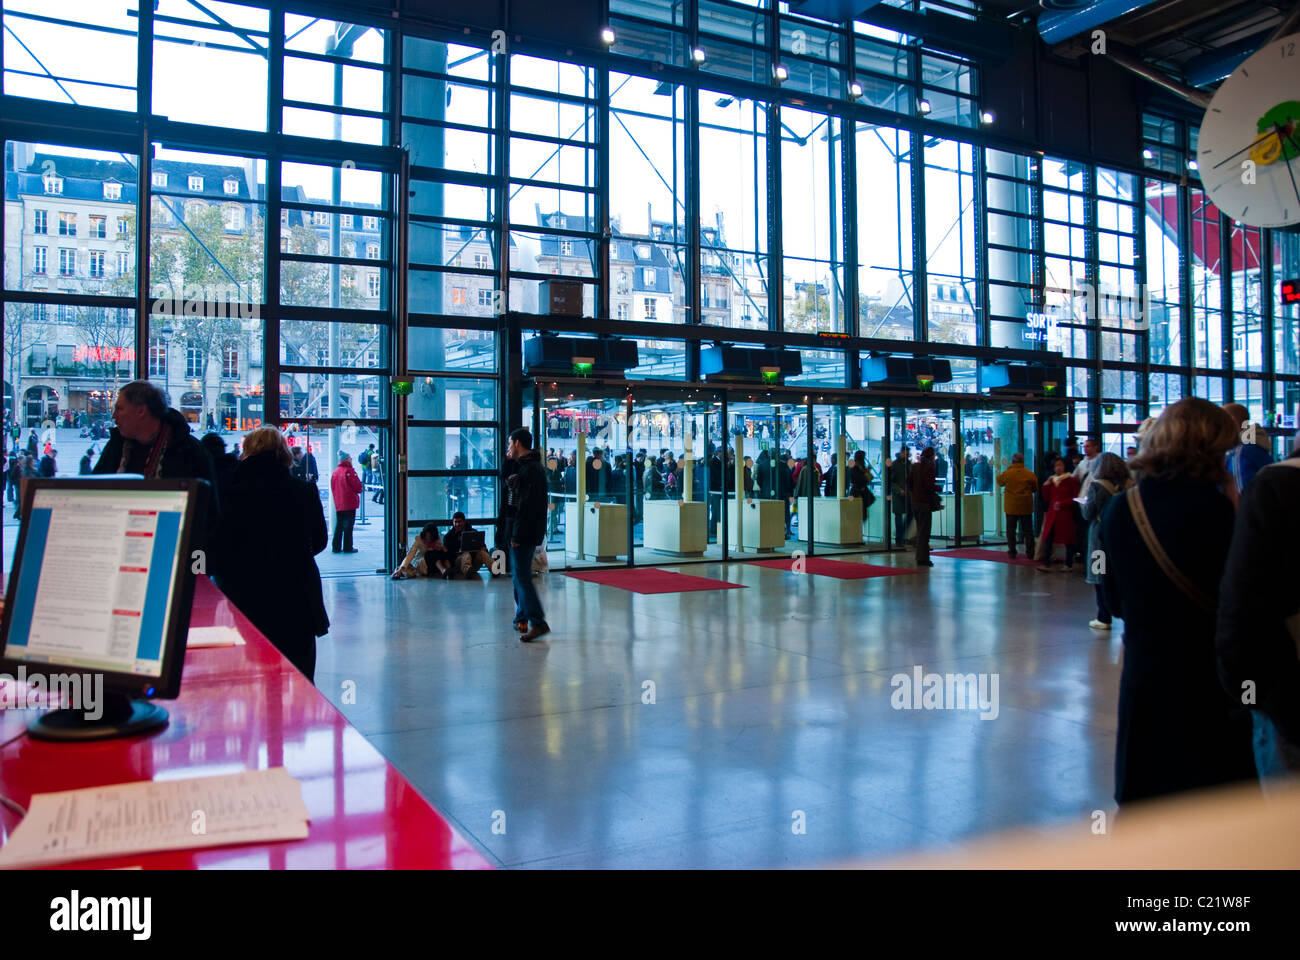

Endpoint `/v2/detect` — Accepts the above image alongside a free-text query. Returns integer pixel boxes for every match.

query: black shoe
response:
[342,548,359,554]
[332,548,342,553]
[443,569,455,580]
[521,623,551,642]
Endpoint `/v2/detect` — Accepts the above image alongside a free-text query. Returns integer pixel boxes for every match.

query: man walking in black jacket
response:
[506,427,550,642]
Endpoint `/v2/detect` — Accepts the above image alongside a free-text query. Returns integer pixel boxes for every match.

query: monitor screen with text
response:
[3,487,193,677]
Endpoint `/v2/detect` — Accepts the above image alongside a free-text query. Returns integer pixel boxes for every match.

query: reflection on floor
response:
[316,549,1121,869]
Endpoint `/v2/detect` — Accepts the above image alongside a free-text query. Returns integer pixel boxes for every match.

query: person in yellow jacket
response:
[996,452,1038,559]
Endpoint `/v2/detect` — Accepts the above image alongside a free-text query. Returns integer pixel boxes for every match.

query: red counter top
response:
[0,577,492,869]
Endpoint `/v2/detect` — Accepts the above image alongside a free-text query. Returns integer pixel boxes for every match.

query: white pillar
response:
[836,432,846,498]
[576,431,587,560]
[683,430,693,502]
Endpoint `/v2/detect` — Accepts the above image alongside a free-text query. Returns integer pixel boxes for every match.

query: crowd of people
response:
[9,381,335,686]
[532,443,878,542]
[9,383,1295,810]
[976,400,1298,807]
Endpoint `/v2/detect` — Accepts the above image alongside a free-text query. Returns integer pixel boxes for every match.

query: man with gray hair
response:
[93,379,219,539]
[94,380,216,485]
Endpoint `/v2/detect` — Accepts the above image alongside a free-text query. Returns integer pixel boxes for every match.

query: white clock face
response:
[1197,33,1300,229]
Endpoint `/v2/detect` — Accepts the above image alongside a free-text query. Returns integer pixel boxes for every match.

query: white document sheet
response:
[0,767,308,868]
[185,626,246,648]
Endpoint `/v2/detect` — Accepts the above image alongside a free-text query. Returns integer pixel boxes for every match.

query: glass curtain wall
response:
[962,406,1018,545]
[924,138,979,346]
[630,395,721,564]
[697,89,769,330]
[402,35,502,551]
[856,123,914,340]
[7,0,1300,576]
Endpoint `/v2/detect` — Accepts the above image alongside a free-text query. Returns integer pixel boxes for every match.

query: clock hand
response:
[1212,133,1276,170]
[1277,125,1300,214]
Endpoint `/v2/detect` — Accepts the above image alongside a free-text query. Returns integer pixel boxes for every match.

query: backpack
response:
[359,449,371,468]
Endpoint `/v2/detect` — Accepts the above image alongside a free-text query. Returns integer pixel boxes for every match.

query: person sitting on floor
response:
[392,523,450,580]
[442,511,493,579]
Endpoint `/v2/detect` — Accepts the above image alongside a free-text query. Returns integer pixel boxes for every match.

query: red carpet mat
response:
[751,557,916,579]
[565,568,746,594]
[932,548,1039,566]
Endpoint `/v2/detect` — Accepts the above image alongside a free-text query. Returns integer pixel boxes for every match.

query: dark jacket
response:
[1100,477,1256,805]
[506,450,548,548]
[1081,477,1125,586]
[38,455,56,478]
[210,451,239,511]
[495,456,519,551]
[794,460,821,498]
[909,458,938,511]
[888,457,910,511]
[93,408,220,541]
[708,454,723,494]
[847,463,870,500]
[215,451,329,647]
[776,460,794,499]
[755,453,772,497]
[1216,457,1300,750]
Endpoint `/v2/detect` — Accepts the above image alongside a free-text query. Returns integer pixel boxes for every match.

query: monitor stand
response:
[27,694,169,742]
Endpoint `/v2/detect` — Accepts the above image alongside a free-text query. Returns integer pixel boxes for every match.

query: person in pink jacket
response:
[330,451,363,553]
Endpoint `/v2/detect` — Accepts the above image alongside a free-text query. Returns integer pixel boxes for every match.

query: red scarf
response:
[118,424,170,478]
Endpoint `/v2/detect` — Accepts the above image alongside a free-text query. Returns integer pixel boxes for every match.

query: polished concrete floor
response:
[316,550,1121,869]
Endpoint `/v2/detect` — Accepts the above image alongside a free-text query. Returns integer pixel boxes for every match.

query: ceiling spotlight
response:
[774,63,789,82]
[1187,159,1199,172]
[849,79,864,98]
[600,25,616,45]
[918,98,931,115]
[1142,147,1154,160]
[980,109,995,125]
[692,45,707,63]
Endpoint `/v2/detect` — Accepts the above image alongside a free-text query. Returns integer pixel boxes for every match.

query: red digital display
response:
[1283,278,1300,305]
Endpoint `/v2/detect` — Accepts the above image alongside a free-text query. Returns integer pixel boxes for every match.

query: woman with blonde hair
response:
[1099,398,1256,805]
[214,425,329,683]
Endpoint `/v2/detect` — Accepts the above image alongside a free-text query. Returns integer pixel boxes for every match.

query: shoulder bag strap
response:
[1126,484,1211,611]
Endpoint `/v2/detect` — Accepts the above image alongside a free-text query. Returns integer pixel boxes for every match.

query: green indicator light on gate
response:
[572,359,594,376]
[760,366,780,384]
[916,375,934,392]
[390,380,413,395]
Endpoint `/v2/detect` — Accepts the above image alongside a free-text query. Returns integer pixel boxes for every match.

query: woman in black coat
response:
[1100,398,1256,806]
[215,426,329,684]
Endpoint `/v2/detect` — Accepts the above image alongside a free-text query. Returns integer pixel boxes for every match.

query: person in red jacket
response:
[331,450,363,553]
[1036,456,1080,571]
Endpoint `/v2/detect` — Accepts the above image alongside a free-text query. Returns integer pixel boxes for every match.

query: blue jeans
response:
[510,542,546,628]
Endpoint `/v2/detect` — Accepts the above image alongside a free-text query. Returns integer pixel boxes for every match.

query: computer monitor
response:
[0,478,204,741]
